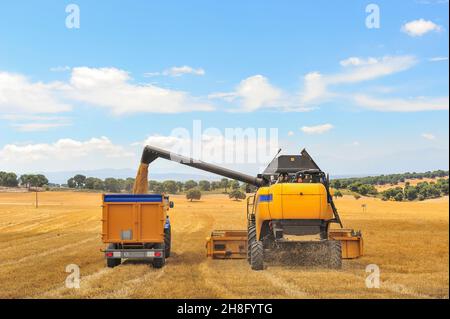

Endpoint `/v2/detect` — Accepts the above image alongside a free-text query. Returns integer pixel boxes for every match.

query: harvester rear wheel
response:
[152,243,166,269]
[247,224,256,264]
[164,226,171,258]
[250,241,264,271]
[106,244,121,268]
[326,240,342,269]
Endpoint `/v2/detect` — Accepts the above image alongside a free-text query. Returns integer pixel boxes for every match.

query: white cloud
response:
[163,66,205,77]
[301,124,334,135]
[340,57,378,67]
[234,75,283,111]
[66,67,214,114]
[422,133,436,140]
[401,19,442,37]
[209,75,286,112]
[288,131,295,136]
[328,56,417,84]
[144,65,205,77]
[50,66,71,72]
[137,131,280,166]
[0,137,135,171]
[300,56,417,105]
[353,95,449,112]
[11,122,70,132]
[301,72,329,104]
[429,56,449,62]
[207,92,238,102]
[0,71,71,114]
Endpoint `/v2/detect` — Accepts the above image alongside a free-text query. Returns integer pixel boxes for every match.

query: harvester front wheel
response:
[164,226,171,258]
[247,224,256,264]
[326,240,342,269]
[250,241,264,271]
[106,244,121,268]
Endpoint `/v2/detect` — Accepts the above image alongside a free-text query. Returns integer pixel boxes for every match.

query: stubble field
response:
[0,191,448,299]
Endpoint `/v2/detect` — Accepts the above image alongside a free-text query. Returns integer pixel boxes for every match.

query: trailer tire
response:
[164,226,171,258]
[152,243,166,269]
[250,241,264,271]
[247,224,256,264]
[106,244,121,268]
[327,240,342,269]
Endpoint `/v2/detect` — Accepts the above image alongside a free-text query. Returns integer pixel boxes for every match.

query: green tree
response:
[334,190,343,198]
[198,180,211,191]
[20,174,47,188]
[85,177,105,190]
[229,189,246,201]
[67,177,76,189]
[331,180,342,189]
[437,179,449,195]
[149,180,162,193]
[394,192,404,202]
[230,180,240,190]
[186,188,201,201]
[220,178,229,193]
[35,174,49,187]
[73,174,86,188]
[124,178,135,192]
[1,172,18,187]
[104,178,121,193]
[184,180,198,190]
[404,186,418,201]
[176,181,184,193]
[163,180,178,194]
[210,181,220,191]
[243,183,257,193]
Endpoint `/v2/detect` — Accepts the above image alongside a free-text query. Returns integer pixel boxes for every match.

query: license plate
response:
[122,251,146,258]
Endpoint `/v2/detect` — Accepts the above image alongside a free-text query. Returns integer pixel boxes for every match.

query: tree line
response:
[0,172,49,189]
[331,170,448,189]
[330,170,449,201]
[381,179,448,201]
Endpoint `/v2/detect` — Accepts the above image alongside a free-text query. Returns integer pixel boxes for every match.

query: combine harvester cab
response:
[101,194,172,269]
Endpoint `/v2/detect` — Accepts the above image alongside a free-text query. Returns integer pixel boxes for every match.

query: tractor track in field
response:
[0,222,100,254]
[260,271,309,298]
[0,237,98,267]
[197,261,237,298]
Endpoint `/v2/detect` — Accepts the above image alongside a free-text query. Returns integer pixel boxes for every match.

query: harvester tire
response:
[247,224,256,264]
[106,243,121,268]
[327,240,342,269]
[152,243,166,269]
[250,241,264,271]
[164,226,171,258]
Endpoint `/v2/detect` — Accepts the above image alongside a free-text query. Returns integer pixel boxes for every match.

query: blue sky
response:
[0,1,448,179]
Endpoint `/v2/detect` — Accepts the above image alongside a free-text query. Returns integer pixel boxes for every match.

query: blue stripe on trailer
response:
[104,194,163,202]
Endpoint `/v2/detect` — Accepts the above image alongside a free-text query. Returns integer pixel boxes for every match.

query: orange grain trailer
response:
[102,194,173,269]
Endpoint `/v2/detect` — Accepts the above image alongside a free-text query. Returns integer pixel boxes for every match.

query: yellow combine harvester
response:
[141,145,363,270]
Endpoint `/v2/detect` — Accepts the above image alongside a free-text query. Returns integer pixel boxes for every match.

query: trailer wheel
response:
[106,244,121,268]
[247,224,256,264]
[250,241,264,271]
[327,240,342,269]
[152,243,166,269]
[164,226,171,258]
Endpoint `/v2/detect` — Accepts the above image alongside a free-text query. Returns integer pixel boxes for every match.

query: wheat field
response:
[0,191,448,299]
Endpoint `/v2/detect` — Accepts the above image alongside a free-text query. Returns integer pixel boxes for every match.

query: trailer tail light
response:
[105,252,113,257]
[154,252,162,257]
